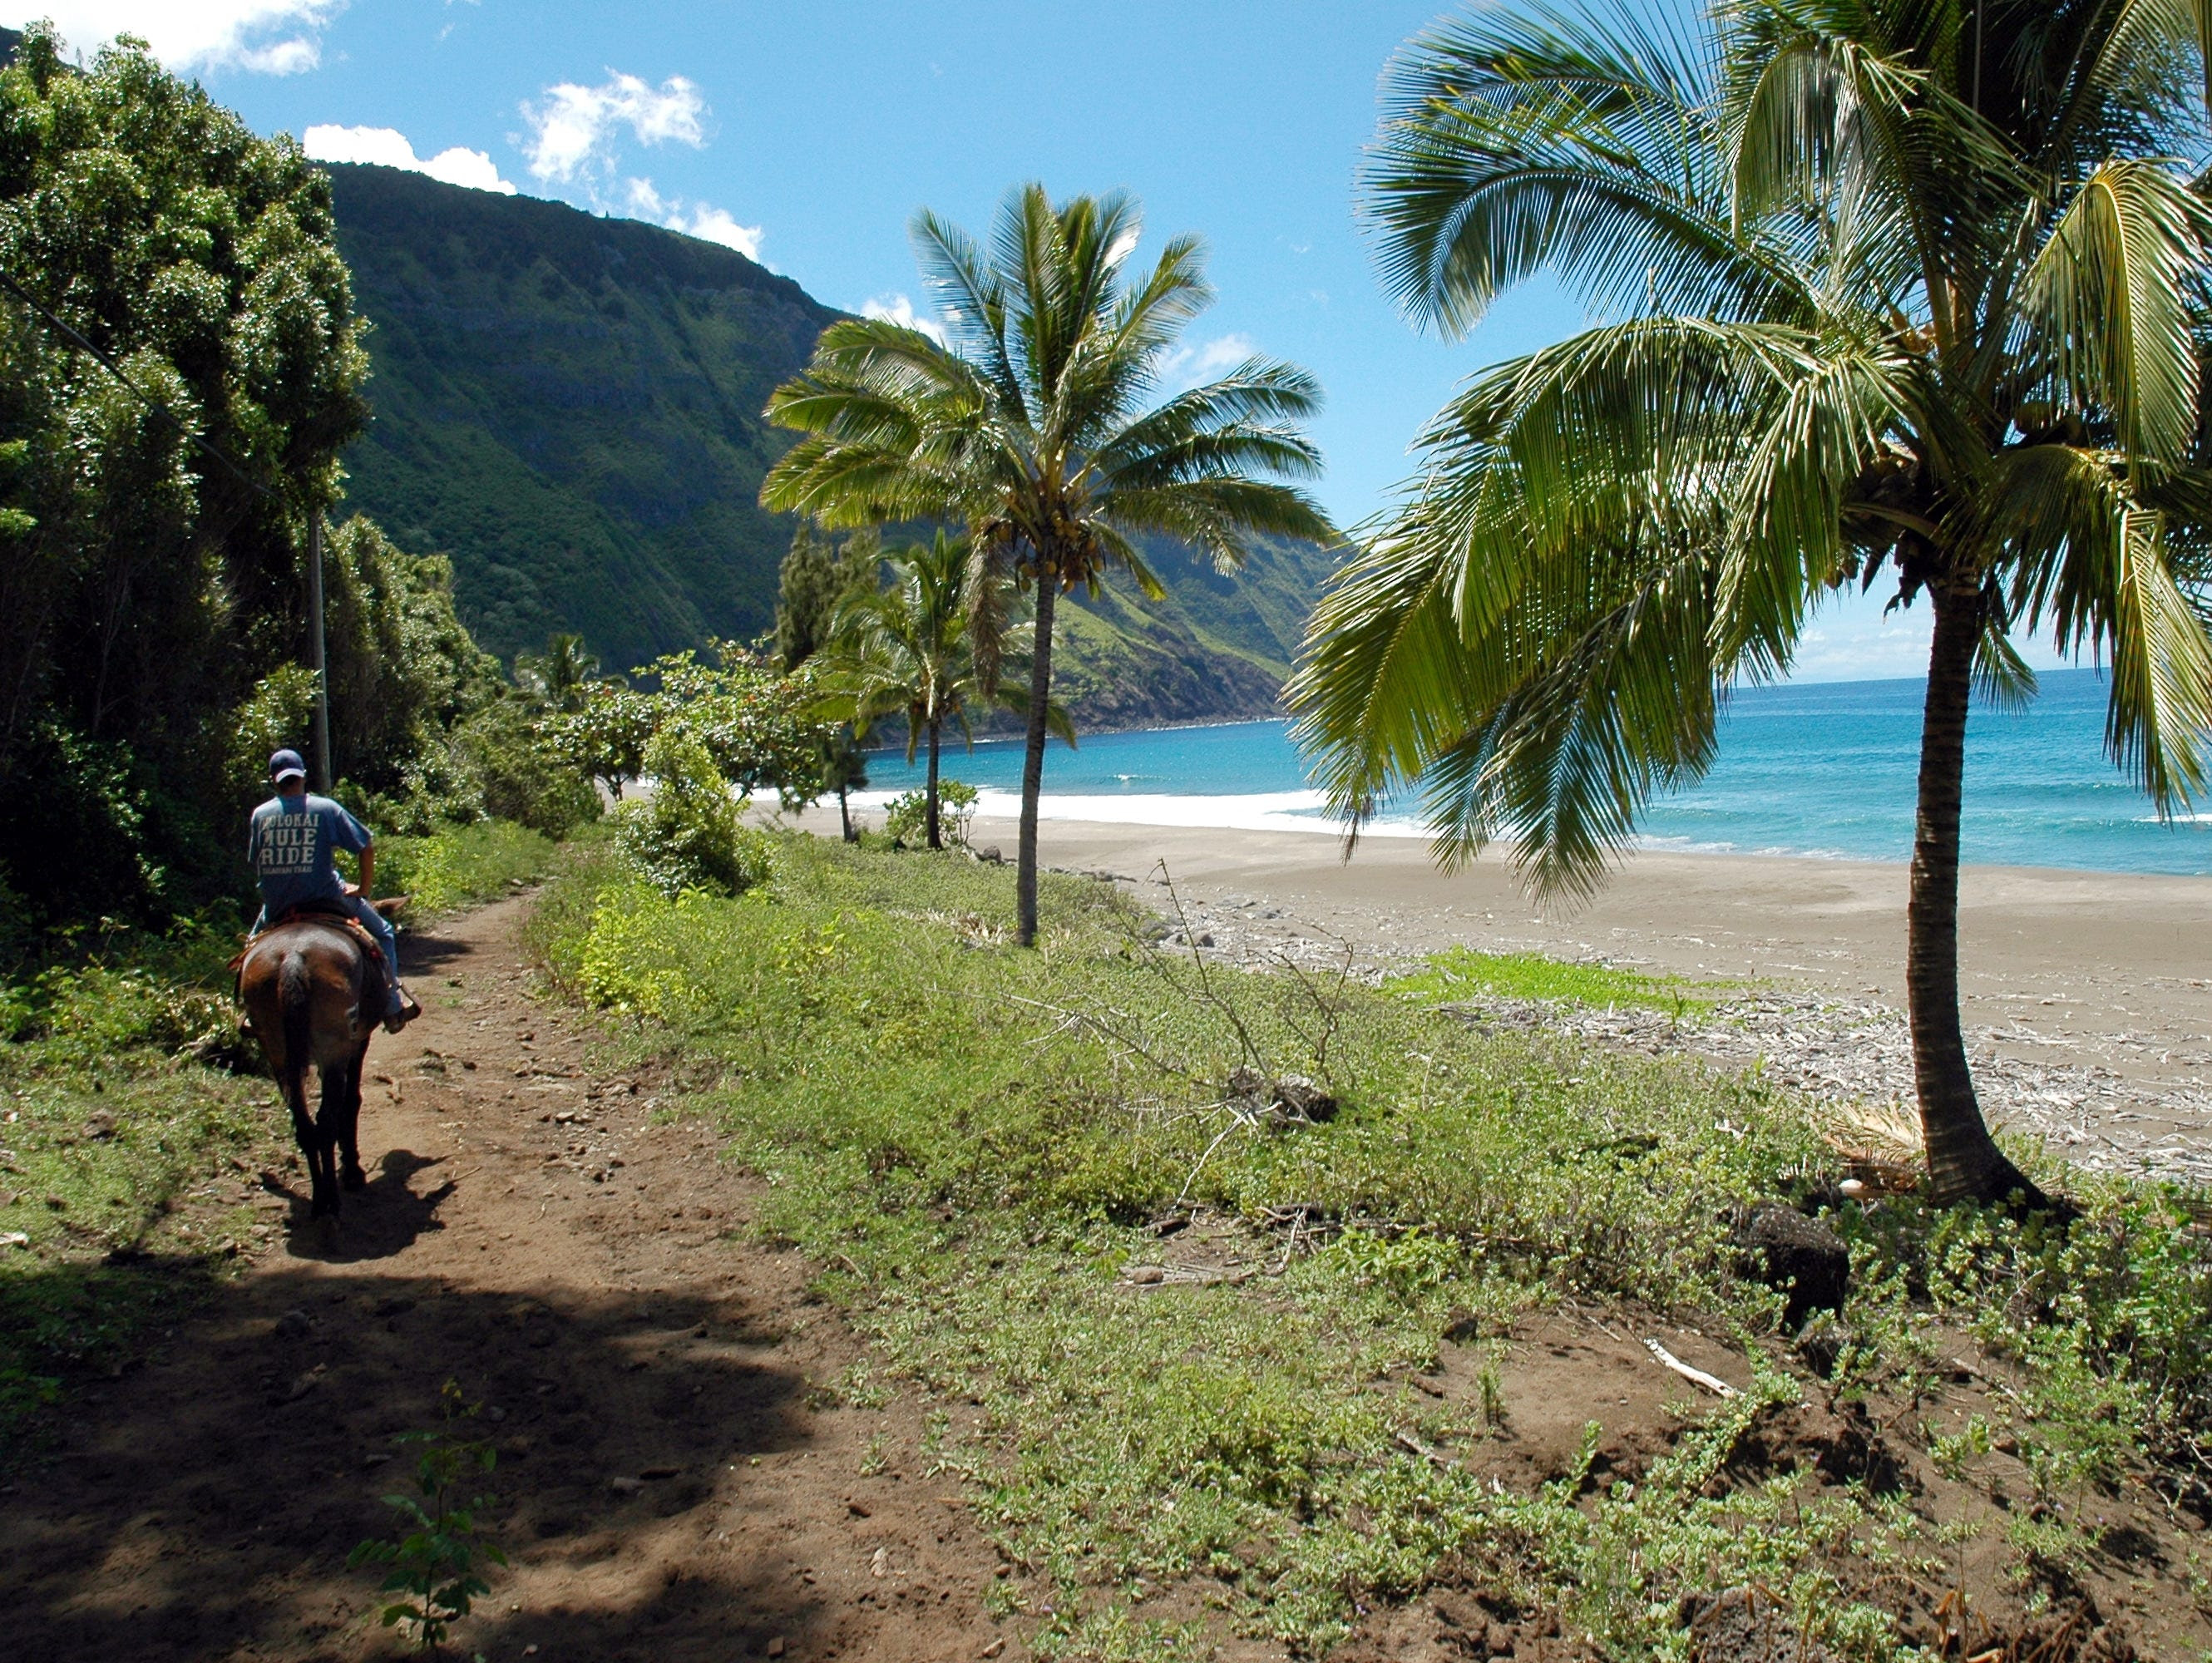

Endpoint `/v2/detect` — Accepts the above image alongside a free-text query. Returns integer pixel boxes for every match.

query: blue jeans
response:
[253,897,402,1015]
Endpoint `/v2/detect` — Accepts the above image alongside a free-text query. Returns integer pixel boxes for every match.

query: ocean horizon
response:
[852,666,2212,877]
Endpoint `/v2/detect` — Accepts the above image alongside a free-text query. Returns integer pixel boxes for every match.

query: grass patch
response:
[0,921,283,1456]
[378,819,565,916]
[536,835,2212,1656]
[545,836,2212,1656]
[1385,945,1725,1015]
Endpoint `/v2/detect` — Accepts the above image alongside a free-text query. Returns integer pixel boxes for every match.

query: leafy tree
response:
[615,727,773,898]
[0,25,374,930]
[1286,0,2212,1204]
[546,640,829,809]
[451,699,601,837]
[640,644,833,807]
[816,531,1071,850]
[815,733,871,844]
[323,517,504,800]
[548,682,658,803]
[775,522,881,669]
[763,184,1335,944]
[820,533,968,850]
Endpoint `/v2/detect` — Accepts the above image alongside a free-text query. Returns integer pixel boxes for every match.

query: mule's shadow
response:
[271,1148,454,1262]
[396,930,470,975]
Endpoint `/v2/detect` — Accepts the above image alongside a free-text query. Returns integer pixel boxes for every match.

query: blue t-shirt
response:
[247,792,371,915]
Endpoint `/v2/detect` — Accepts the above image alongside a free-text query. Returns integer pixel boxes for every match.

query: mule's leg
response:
[313,1063,351,1220]
[283,1062,328,1217]
[338,1042,370,1191]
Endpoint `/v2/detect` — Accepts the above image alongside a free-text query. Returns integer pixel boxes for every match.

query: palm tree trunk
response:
[838,784,853,843]
[926,713,943,851]
[1016,573,1058,947]
[1909,576,2043,1207]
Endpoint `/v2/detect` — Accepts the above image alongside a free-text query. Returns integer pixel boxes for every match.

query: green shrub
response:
[615,728,772,898]
[882,778,978,848]
[377,821,560,915]
[454,701,600,836]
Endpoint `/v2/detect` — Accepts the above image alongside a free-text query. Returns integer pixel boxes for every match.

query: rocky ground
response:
[1054,860,2212,1187]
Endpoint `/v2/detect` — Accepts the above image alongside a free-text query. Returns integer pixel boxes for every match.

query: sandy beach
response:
[790,803,2212,1177]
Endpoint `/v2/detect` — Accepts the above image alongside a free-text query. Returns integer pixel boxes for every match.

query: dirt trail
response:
[0,897,1008,1661]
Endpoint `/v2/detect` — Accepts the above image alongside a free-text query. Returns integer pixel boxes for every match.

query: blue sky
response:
[31,0,2061,682]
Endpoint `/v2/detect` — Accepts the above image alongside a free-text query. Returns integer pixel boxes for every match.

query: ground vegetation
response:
[532,833,2212,1658]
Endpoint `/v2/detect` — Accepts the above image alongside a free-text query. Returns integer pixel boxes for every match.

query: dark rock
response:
[273,1309,311,1340]
[1735,1202,1849,1330]
[1273,1074,1338,1123]
[1792,1313,1851,1378]
[977,846,1002,865]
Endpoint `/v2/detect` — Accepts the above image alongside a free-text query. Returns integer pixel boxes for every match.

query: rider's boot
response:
[383,980,422,1034]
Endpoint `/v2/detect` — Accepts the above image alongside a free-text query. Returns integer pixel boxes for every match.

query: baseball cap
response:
[269,748,308,782]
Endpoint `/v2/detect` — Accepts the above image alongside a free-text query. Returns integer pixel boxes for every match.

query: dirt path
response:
[1,897,1008,1661]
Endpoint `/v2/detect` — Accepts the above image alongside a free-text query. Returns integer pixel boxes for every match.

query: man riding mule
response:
[246,748,419,1032]
[235,749,420,1221]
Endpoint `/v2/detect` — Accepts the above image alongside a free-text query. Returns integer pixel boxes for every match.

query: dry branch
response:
[1643,1338,1740,1399]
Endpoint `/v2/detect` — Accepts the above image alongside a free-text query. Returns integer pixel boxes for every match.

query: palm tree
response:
[815,530,1073,850]
[763,184,1335,944]
[1288,0,2212,1206]
[516,633,602,716]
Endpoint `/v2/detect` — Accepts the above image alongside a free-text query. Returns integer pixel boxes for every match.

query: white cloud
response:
[1784,585,2071,684]
[862,293,946,344]
[521,71,707,184]
[623,175,670,217]
[623,176,763,261]
[1192,333,1255,374]
[302,124,516,195]
[679,205,763,259]
[37,2,342,75]
[1158,331,1258,390]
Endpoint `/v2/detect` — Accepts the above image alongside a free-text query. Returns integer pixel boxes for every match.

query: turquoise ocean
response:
[857,667,2212,876]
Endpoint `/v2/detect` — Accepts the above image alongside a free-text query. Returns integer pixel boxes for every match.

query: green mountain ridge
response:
[326,163,1337,726]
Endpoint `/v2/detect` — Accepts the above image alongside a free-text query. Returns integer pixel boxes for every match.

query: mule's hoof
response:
[342,1165,368,1192]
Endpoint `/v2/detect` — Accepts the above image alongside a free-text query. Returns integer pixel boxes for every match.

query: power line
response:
[0,262,282,504]
[0,262,336,787]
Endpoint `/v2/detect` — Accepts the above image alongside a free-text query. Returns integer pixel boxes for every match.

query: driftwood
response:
[1393,1429,1454,1469]
[1643,1337,1740,1399]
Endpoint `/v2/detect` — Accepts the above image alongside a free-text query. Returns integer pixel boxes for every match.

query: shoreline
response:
[783,805,2212,1129]
[838,783,2212,882]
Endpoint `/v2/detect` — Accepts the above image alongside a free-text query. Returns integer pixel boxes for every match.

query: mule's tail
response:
[278,950,314,1115]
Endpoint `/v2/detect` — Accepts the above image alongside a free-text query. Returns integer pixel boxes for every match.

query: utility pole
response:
[308,513,333,794]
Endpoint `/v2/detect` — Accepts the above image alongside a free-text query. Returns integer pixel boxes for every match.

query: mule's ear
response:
[373,895,410,919]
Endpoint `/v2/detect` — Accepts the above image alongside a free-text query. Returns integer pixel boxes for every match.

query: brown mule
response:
[236,898,408,1223]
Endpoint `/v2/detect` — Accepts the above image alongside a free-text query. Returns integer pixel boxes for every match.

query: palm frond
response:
[1364,0,1810,333]
[1993,441,2212,804]
[2019,159,2212,464]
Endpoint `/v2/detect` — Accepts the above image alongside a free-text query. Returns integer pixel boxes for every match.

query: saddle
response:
[230,901,389,1003]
